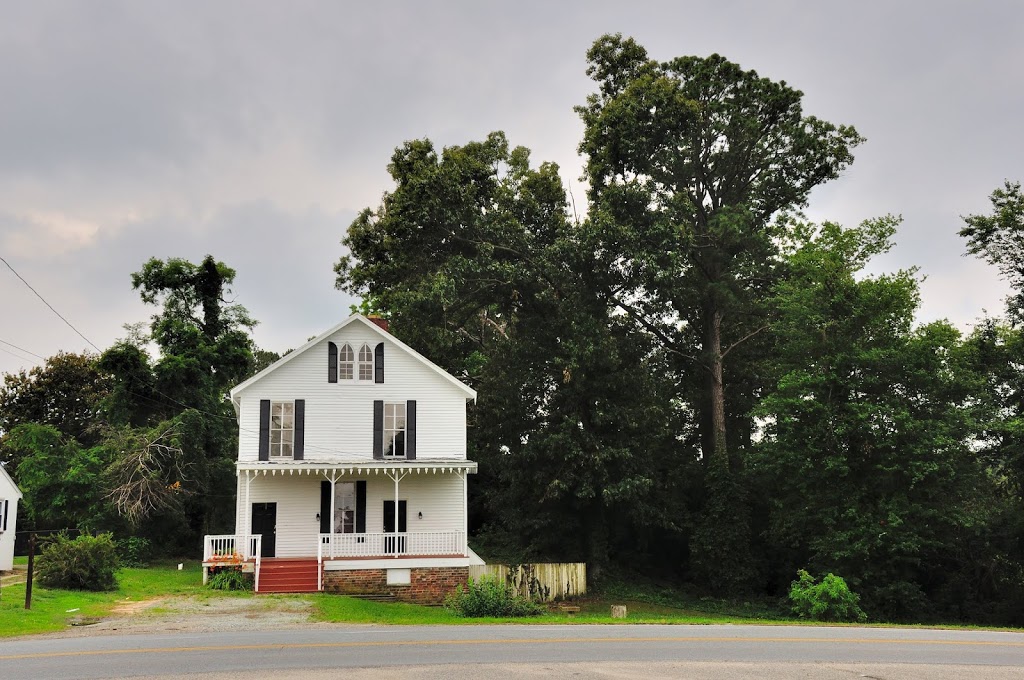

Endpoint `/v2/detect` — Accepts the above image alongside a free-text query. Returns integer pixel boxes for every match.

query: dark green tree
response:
[8,423,114,531]
[576,33,863,590]
[336,133,689,576]
[753,218,990,620]
[961,181,1024,322]
[0,352,108,449]
[104,255,257,543]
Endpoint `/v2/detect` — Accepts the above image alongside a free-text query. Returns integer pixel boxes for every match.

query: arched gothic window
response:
[339,344,354,380]
[358,344,373,381]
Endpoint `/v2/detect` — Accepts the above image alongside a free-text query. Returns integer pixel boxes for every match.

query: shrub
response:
[444,576,545,617]
[115,536,152,568]
[789,569,867,622]
[36,533,119,591]
[207,567,253,591]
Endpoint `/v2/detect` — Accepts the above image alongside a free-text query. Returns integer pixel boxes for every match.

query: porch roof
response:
[236,459,477,476]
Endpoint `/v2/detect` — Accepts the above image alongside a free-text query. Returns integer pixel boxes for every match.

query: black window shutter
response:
[258,399,271,461]
[356,481,366,533]
[328,342,338,383]
[406,400,417,460]
[2,499,7,532]
[373,400,384,459]
[374,343,384,383]
[294,399,305,460]
[320,481,331,534]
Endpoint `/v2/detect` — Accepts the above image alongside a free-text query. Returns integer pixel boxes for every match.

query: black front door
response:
[251,502,277,558]
[383,500,407,554]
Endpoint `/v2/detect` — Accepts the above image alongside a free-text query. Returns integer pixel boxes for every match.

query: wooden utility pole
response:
[24,533,34,610]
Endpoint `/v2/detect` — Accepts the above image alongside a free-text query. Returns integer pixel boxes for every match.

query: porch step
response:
[256,559,320,594]
[349,593,399,603]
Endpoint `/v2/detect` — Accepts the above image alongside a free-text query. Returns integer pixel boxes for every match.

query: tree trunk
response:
[705,305,728,465]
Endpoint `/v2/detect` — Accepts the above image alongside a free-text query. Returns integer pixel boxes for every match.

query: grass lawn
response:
[0,560,207,638]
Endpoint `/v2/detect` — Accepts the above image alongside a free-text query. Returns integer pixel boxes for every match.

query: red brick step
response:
[256,558,320,594]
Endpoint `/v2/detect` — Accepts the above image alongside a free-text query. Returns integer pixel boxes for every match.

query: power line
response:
[0,338,46,360]
[0,294,356,458]
[1,256,102,352]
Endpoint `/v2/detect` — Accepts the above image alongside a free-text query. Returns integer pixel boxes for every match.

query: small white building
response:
[203,314,482,601]
[0,464,23,572]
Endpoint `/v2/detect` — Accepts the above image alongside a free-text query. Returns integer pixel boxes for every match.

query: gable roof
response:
[230,314,477,406]
[0,463,23,499]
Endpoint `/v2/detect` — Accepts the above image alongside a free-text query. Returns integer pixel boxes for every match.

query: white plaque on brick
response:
[387,568,411,585]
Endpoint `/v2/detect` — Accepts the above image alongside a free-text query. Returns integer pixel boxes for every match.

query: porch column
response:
[461,470,468,557]
[393,470,400,557]
[328,470,337,558]
[244,470,253,553]
[385,468,408,557]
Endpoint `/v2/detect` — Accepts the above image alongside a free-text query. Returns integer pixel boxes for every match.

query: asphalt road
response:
[2,624,1023,679]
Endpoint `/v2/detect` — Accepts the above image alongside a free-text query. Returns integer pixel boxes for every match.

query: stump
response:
[611,605,627,619]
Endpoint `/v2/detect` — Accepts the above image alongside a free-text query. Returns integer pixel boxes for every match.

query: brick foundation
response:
[323,566,468,605]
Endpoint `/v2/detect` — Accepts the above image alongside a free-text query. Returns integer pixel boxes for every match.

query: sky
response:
[1,0,1021,376]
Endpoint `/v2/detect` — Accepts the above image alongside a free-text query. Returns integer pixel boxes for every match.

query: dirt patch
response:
[40,595,329,638]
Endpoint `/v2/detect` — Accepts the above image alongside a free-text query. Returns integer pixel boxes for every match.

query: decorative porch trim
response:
[235,460,478,476]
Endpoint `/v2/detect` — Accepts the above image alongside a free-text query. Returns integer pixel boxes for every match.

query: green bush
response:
[115,536,152,568]
[36,533,119,591]
[207,567,253,591]
[444,576,544,617]
[789,569,867,622]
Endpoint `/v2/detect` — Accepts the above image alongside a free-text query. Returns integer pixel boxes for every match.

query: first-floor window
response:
[384,402,406,457]
[334,482,356,533]
[270,401,294,458]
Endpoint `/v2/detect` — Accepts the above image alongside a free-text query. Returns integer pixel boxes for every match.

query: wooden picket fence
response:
[469,562,586,601]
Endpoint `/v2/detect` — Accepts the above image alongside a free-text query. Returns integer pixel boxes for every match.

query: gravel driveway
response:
[52,595,329,638]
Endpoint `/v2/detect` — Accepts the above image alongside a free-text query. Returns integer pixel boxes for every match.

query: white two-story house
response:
[203,314,480,602]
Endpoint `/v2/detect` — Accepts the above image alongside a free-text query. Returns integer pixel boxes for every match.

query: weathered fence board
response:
[469,563,586,601]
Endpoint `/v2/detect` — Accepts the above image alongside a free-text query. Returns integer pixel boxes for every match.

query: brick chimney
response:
[367,314,390,333]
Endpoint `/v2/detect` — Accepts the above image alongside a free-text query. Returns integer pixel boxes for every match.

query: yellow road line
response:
[2,636,1024,660]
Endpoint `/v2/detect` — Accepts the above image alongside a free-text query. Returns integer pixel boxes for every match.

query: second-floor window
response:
[384,402,406,457]
[358,344,374,381]
[339,344,354,380]
[270,401,294,458]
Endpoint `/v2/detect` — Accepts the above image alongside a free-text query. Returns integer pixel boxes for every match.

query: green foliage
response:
[9,424,113,531]
[753,218,989,620]
[960,181,1024,322]
[115,536,152,568]
[36,533,119,592]
[444,576,544,617]
[789,570,866,622]
[690,462,758,594]
[206,568,253,591]
[336,130,685,575]
[0,352,108,452]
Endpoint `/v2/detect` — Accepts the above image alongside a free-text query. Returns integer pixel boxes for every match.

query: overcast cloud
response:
[1,0,1020,375]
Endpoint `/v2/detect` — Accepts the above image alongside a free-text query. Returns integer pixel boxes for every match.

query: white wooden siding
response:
[234,472,466,558]
[0,469,21,571]
[235,324,468,463]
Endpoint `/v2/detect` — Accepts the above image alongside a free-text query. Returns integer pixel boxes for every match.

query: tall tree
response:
[110,255,256,540]
[577,33,864,466]
[336,133,688,575]
[576,34,863,590]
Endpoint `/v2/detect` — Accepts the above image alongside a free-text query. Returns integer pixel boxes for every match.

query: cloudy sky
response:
[1,1,1021,376]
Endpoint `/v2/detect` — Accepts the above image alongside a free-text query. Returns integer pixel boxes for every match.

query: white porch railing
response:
[318,531,466,560]
[203,534,262,562]
[202,534,262,590]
